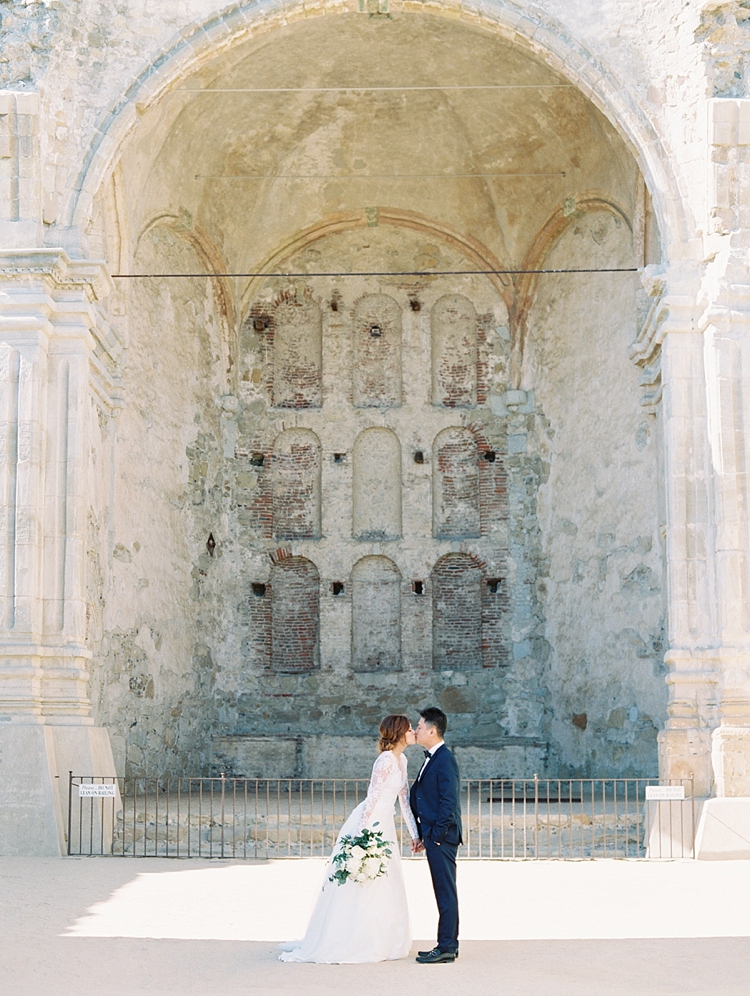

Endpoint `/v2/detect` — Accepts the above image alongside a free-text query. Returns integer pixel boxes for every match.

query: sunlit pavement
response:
[2,856,750,995]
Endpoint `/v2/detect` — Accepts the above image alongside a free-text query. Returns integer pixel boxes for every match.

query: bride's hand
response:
[411,838,425,853]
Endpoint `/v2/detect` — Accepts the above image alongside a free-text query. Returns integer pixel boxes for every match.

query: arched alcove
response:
[432,553,483,670]
[433,427,480,539]
[73,5,675,782]
[352,428,401,540]
[351,556,401,672]
[272,428,321,539]
[432,295,478,408]
[352,294,402,408]
[271,556,320,673]
[272,296,322,408]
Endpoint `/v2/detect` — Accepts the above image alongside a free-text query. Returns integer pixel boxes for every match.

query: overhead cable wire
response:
[194,172,567,179]
[112,267,638,278]
[173,84,576,93]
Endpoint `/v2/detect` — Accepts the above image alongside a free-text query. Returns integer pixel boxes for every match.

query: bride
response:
[279,714,420,963]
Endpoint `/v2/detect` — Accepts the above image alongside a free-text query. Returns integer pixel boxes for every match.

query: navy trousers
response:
[423,837,459,952]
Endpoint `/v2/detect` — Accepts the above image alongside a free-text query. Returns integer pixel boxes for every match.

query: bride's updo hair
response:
[378,714,410,753]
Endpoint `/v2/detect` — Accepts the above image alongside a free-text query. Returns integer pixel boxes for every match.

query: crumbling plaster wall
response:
[0,0,706,777]
[87,224,231,775]
[82,216,665,778]
[191,227,526,776]
[524,208,667,777]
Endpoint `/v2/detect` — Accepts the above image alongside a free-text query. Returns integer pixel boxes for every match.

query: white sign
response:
[78,783,117,797]
[645,785,685,801]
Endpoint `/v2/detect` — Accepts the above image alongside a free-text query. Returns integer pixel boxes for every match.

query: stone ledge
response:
[211,733,549,780]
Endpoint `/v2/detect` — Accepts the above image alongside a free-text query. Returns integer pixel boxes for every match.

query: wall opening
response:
[352,427,402,540]
[352,294,402,408]
[432,553,483,670]
[271,556,320,672]
[272,295,322,408]
[433,427,480,539]
[431,294,477,408]
[351,556,401,672]
[272,428,321,539]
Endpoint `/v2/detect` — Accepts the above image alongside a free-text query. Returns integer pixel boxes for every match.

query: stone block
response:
[712,726,750,796]
[709,98,750,147]
[695,798,750,860]
[216,734,382,781]
[0,725,60,856]
[212,735,301,778]
[452,743,548,780]
[14,91,39,115]
[301,735,379,778]
[645,797,703,859]
[0,724,116,856]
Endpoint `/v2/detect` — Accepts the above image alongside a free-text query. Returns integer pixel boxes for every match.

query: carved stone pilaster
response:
[0,249,122,722]
[0,249,121,854]
[630,266,719,794]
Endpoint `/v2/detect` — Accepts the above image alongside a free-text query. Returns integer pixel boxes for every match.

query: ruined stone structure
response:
[2,0,750,855]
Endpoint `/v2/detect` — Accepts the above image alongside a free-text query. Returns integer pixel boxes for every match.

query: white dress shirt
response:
[417,740,445,780]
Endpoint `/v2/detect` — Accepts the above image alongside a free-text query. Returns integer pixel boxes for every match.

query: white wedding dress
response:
[279,749,419,963]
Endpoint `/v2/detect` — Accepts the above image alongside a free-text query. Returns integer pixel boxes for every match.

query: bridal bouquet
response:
[329,825,393,886]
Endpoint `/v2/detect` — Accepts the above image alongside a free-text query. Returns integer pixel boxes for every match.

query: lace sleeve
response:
[398,761,419,840]
[359,752,396,831]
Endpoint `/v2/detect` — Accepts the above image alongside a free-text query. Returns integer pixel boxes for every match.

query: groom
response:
[409,707,462,964]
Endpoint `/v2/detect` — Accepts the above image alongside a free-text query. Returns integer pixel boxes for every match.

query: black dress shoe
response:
[417,947,459,960]
[415,947,456,964]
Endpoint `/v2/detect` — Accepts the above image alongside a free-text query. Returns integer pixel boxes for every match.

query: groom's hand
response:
[411,838,425,853]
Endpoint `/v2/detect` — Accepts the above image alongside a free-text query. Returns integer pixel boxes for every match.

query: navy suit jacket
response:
[409,744,463,846]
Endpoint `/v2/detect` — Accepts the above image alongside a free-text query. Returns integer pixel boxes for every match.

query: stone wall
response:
[81,214,665,779]
[0,2,691,786]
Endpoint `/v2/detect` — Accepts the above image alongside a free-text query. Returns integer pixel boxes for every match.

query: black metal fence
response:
[67,773,696,860]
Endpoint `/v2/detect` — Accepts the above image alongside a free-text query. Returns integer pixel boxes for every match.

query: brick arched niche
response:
[271,556,320,673]
[433,427,481,539]
[431,294,477,408]
[272,428,321,539]
[272,296,322,408]
[351,556,402,672]
[432,553,483,670]
[352,294,402,408]
[352,427,402,540]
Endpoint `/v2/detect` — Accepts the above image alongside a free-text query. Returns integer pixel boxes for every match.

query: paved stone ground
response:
[2,857,750,996]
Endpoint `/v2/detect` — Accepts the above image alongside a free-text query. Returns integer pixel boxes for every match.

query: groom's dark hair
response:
[420,707,447,738]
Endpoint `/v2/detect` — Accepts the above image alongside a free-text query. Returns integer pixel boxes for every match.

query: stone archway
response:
[68,8,671,786]
[15,3,743,865]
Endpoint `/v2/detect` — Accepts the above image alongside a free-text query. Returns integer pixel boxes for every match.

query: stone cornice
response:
[0,249,115,301]
[0,249,124,413]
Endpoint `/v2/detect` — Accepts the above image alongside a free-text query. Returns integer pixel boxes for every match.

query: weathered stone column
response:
[697,99,750,809]
[702,297,750,797]
[0,250,121,855]
[632,268,718,798]
[659,313,718,798]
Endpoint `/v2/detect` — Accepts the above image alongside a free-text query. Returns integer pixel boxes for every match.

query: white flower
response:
[345,856,361,876]
[349,844,366,860]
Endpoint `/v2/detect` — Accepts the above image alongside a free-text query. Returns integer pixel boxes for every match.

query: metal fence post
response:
[220,771,226,859]
[67,771,73,856]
